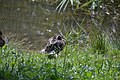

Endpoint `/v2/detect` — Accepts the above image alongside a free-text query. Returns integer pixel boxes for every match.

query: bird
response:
[40,34,66,55]
[0,30,5,47]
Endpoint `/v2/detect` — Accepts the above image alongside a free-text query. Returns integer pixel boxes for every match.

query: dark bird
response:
[0,30,5,47]
[40,34,66,55]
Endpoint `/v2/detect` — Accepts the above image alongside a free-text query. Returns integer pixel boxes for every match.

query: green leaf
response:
[80,0,93,8]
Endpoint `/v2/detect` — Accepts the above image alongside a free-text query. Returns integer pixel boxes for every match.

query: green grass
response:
[0,33,120,80]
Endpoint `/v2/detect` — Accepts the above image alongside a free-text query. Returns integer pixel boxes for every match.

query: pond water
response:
[0,0,66,50]
[0,0,120,50]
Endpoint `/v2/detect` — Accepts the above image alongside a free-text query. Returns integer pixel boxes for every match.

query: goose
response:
[40,35,66,55]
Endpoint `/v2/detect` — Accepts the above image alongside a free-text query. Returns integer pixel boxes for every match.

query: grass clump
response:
[0,31,120,80]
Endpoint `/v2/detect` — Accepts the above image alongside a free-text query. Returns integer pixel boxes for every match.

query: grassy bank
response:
[0,32,120,80]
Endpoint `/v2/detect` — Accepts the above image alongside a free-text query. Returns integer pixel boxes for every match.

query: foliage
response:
[55,0,120,13]
[55,0,120,49]
[0,31,120,80]
[56,0,80,12]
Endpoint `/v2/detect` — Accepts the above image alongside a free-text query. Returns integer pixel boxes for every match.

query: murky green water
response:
[0,0,120,50]
[0,0,65,50]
